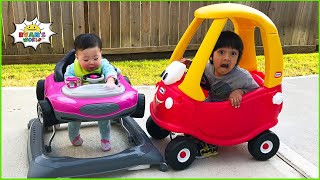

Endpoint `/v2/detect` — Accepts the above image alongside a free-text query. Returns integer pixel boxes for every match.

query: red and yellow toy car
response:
[146,3,284,170]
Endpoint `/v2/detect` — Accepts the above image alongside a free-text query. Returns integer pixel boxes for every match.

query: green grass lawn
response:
[2,53,318,87]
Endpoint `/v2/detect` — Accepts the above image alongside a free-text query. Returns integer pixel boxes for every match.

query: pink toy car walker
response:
[36,50,145,129]
[28,51,169,178]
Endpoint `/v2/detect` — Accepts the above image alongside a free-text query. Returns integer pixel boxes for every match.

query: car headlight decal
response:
[165,97,173,109]
[162,61,186,85]
[272,92,284,105]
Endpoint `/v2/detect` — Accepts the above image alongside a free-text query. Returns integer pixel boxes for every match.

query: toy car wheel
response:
[36,80,45,100]
[37,100,57,128]
[146,116,170,139]
[124,76,131,85]
[130,93,145,118]
[248,130,280,161]
[165,136,197,170]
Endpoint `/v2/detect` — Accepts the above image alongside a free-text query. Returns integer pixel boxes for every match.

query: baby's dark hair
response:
[210,31,244,65]
[74,33,102,52]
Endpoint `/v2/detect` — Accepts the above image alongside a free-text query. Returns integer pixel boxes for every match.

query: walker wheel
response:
[159,162,168,172]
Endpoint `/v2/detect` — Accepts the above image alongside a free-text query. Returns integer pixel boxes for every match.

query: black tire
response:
[130,93,145,118]
[146,116,170,139]
[248,130,280,161]
[124,76,131,85]
[36,80,45,101]
[165,136,197,170]
[37,100,58,127]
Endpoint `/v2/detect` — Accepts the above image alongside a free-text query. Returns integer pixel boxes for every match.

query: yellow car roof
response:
[169,3,283,101]
[194,3,277,33]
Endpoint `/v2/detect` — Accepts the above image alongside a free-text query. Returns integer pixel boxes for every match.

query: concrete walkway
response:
[2,75,318,178]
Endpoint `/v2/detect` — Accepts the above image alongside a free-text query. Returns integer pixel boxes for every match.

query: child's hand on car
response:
[229,89,244,108]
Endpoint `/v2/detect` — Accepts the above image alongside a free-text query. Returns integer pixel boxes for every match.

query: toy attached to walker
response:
[65,76,82,88]
[27,49,167,177]
[146,3,284,170]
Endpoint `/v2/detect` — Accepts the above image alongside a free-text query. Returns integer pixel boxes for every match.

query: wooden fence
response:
[2,1,318,64]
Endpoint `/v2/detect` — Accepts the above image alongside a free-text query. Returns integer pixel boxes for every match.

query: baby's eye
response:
[83,59,88,62]
[94,58,99,60]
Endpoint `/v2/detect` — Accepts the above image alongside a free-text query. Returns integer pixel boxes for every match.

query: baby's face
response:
[212,47,239,77]
[76,46,102,71]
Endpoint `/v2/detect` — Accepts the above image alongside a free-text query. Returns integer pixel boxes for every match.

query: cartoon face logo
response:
[10,17,55,49]
[24,24,41,32]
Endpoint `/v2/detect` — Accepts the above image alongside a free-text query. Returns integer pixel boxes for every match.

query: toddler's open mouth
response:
[220,63,229,68]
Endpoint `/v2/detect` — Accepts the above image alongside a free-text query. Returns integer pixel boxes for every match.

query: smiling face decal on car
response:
[155,61,186,105]
[155,86,166,104]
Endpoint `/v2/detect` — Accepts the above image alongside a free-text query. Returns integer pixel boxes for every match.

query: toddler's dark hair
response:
[74,33,102,52]
[210,31,244,65]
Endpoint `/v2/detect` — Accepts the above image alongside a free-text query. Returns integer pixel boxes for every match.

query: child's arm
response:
[64,64,76,79]
[229,72,260,108]
[101,58,117,85]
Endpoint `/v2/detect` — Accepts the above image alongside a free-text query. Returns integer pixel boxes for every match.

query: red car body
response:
[150,71,282,146]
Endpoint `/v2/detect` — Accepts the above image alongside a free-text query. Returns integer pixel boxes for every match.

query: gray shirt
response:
[203,63,259,102]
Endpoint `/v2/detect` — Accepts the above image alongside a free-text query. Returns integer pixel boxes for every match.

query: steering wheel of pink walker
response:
[83,73,105,84]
